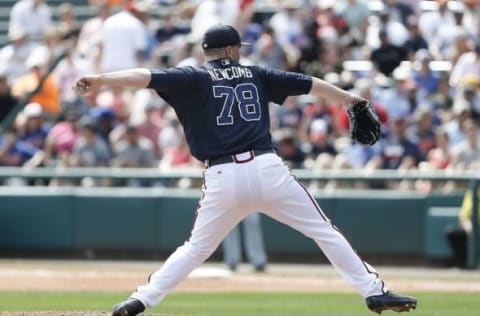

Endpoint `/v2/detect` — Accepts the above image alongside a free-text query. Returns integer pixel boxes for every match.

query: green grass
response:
[0,291,479,316]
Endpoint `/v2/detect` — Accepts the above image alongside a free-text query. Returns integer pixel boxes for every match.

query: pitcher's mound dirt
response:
[0,313,170,316]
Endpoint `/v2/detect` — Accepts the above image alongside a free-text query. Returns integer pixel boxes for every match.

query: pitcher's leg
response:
[264,179,384,298]
[131,206,244,307]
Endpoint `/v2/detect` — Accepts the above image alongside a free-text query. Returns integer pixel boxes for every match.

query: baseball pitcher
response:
[74,24,417,315]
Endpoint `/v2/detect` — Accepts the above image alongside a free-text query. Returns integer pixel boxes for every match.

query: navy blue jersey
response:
[148,59,312,161]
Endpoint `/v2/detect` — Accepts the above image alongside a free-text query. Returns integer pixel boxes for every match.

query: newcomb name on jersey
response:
[207,66,253,81]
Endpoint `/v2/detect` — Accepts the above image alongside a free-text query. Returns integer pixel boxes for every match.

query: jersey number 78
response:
[214,83,262,126]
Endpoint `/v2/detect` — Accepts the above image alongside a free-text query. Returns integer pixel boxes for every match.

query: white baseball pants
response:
[132,153,385,308]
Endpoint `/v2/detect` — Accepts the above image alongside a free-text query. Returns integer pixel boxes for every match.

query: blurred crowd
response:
[0,0,480,191]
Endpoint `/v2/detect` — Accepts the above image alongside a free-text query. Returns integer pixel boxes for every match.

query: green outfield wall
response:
[0,187,463,260]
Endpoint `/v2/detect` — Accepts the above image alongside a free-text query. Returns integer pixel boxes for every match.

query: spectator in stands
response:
[56,3,79,37]
[133,2,156,66]
[273,129,305,169]
[96,1,148,72]
[0,71,17,123]
[403,16,428,61]
[269,0,303,68]
[0,127,43,167]
[412,49,440,103]
[300,95,334,141]
[43,108,81,167]
[0,30,34,83]
[8,0,52,42]
[374,67,412,120]
[452,119,480,170]
[77,0,111,64]
[176,41,205,67]
[113,124,155,168]
[407,107,437,160]
[159,136,196,171]
[368,115,422,171]
[90,107,116,145]
[432,72,454,111]
[156,111,182,155]
[314,2,338,46]
[155,14,190,45]
[418,0,456,58]
[336,0,369,32]
[250,25,287,70]
[445,98,473,148]
[366,9,409,50]
[38,27,66,68]
[447,30,472,66]
[71,117,111,168]
[18,103,50,150]
[383,0,415,26]
[463,0,480,38]
[297,17,322,66]
[427,127,453,170]
[4,0,480,193]
[112,122,156,186]
[95,86,133,121]
[414,126,453,193]
[294,17,321,75]
[460,77,480,120]
[54,47,90,113]
[304,118,337,162]
[430,1,467,61]
[136,102,165,160]
[344,140,380,170]
[238,21,262,58]
[450,43,480,93]
[275,96,304,135]
[370,29,407,77]
[332,2,367,60]
[11,48,61,116]
[313,6,344,76]
[445,187,480,268]
[190,0,241,41]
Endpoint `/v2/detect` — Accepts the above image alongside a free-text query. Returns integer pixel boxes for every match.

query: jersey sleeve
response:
[263,68,313,105]
[148,67,197,96]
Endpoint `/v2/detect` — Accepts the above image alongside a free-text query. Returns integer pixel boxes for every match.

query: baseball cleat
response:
[112,298,145,316]
[366,291,417,314]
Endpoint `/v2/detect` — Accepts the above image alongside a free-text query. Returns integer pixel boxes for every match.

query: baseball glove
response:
[347,100,381,145]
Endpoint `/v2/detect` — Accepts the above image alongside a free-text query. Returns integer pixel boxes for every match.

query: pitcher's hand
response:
[73,75,101,96]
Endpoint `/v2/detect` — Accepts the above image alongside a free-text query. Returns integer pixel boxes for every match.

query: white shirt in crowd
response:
[449,51,480,88]
[190,0,240,39]
[77,16,105,59]
[99,10,147,72]
[366,18,409,49]
[269,8,303,49]
[8,0,52,41]
[418,8,456,46]
[0,40,35,82]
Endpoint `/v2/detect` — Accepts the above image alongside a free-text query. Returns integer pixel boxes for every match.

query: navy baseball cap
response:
[201,24,250,49]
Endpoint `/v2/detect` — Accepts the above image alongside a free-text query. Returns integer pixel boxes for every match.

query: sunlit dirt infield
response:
[1,260,479,316]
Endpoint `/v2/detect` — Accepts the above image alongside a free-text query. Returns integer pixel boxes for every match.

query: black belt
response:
[205,149,275,167]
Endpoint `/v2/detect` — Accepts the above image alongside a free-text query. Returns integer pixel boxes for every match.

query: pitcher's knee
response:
[300,222,341,242]
[182,241,217,261]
